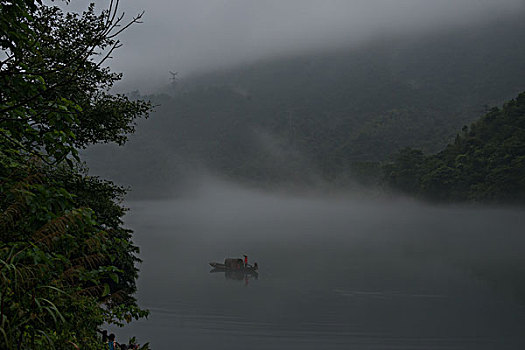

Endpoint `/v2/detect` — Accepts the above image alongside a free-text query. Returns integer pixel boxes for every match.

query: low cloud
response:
[63,0,525,91]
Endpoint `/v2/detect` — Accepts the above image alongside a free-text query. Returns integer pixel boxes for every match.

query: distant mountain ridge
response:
[85,14,525,197]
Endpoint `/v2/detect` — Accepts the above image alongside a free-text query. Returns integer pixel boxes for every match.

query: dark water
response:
[111,182,525,349]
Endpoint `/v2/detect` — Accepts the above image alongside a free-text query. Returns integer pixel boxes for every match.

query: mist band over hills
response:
[85,13,525,201]
[111,0,525,91]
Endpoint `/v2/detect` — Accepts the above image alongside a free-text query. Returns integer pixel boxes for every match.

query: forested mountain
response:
[85,14,525,196]
[384,91,525,203]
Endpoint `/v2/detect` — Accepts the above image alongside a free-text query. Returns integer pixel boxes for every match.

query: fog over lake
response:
[82,3,525,347]
[109,179,525,349]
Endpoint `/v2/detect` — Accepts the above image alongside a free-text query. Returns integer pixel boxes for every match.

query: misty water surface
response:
[111,180,525,349]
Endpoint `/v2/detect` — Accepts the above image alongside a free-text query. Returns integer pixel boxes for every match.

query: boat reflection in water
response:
[209,257,259,285]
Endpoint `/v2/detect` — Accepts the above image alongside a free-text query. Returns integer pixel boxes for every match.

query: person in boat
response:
[244,254,248,268]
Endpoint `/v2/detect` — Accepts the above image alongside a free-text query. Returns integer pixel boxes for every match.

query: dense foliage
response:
[1,1,151,348]
[384,92,525,203]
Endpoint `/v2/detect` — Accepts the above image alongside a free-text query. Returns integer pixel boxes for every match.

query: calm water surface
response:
[112,183,525,349]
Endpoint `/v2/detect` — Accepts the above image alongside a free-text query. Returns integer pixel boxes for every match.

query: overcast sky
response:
[70,0,525,91]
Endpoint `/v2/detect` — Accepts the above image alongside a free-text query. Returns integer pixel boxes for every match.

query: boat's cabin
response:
[224,258,244,269]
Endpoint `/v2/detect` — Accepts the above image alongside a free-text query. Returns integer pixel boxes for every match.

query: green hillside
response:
[384,92,525,203]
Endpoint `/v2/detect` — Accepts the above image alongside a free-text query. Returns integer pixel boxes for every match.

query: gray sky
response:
[71,0,525,91]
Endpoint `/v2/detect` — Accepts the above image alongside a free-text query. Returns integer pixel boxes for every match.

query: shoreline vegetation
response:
[1,1,152,348]
[383,91,525,203]
[91,89,525,205]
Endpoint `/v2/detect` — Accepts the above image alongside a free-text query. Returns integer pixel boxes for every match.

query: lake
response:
[110,181,525,349]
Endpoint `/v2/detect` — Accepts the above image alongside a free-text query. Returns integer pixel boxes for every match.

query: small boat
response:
[209,258,259,273]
